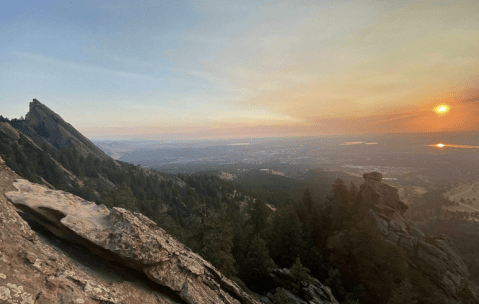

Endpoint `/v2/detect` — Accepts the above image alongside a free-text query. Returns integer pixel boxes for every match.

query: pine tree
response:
[269,206,305,268]
[240,234,277,289]
[290,256,313,292]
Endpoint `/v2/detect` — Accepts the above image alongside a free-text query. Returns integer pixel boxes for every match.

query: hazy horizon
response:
[2,1,479,139]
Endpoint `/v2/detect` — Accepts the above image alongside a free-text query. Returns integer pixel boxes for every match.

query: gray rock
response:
[259,296,273,304]
[5,178,258,304]
[21,99,109,160]
[268,269,338,304]
[0,122,81,189]
[356,172,478,304]
[363,171,382,182]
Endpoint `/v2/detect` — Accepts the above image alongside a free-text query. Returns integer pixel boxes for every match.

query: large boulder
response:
[5,177,258,304]
[356,172,477,304]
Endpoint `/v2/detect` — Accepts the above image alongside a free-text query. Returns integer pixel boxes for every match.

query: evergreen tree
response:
[269,206,305,268]
[273,288,294,304]
[240,234,277,289]
[246,199,271,237]
[99,183,138,211]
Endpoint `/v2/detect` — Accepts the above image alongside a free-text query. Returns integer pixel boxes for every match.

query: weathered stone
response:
[363,171,382,182]
[268,269,338,304]
[361,172,408,215]
[0,157,210,303]
[357,172,478,304]
[5,177,258,304]
[20,99,110,160]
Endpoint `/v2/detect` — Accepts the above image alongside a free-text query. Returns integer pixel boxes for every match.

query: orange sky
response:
[3,0,479,139]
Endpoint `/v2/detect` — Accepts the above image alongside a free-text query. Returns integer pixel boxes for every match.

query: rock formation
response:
[3,166,259,304]
[19,99,109,160]
[0,122,81,189]
[0,156,187,303]
[259,269,338,304]
[358,171,477,304]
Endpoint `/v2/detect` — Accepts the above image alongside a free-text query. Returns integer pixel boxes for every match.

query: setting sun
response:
[434,105,450,115]
[437,143,444,148]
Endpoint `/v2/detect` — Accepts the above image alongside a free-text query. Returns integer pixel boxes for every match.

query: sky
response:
[1,0,479,139]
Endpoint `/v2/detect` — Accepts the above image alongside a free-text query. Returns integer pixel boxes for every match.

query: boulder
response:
[5,178,258,304]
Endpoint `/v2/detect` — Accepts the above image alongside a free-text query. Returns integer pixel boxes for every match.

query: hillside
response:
[0,156,263,304]
[1,99,478,303]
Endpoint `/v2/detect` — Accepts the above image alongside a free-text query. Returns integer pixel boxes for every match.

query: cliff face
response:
[0,122,81,189]
[359,172,477,304]
[0,156,259,304]
[20,99,109,160]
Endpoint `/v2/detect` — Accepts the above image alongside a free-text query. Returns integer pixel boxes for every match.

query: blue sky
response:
[1,0,479,139]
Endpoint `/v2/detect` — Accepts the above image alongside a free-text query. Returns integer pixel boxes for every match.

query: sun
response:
[437,143,444,148]
[434,104,449,115]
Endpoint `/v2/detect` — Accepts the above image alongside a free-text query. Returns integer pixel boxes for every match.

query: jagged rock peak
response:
[5,178,260,304]
[22,98,109,160]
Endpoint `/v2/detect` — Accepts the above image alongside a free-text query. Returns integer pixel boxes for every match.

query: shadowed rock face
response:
[358,172,477,304]
[266,269,338,304]
[5,178,259,304]
[20,99,109,160]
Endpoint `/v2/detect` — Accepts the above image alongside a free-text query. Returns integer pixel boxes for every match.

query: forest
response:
[0,126,451,303]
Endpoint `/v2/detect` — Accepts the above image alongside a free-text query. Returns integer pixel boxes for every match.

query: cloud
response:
[188,0,479,132]
[19,52,162,82]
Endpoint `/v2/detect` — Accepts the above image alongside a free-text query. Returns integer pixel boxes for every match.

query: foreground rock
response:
[358,172,477,304]
[0,157,184,303]
[5,178,258,304]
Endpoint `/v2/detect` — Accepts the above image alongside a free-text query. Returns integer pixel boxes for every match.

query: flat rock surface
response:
[0,157,181,303]
[5,178,258,304]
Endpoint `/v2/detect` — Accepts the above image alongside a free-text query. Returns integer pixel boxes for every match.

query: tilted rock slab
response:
[21,99,110,160]
[6,178,259,304]
[358,172,477,304]
[1,157,180,304]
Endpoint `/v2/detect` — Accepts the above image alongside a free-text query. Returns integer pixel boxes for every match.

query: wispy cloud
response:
[18,52,162,82]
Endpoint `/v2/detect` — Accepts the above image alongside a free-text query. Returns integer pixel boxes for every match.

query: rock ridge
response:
[20,99,109,160]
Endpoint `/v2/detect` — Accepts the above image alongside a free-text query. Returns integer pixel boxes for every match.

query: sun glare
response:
[434,105,449,114]
[437,143,444,148]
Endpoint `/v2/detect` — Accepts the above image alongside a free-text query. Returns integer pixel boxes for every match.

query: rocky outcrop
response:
[0,157,184,303]
[358,172,477,304]
[261,269,338,304]
[5,176,258,304]
[20,99,109,160]
[0,122,81,188]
